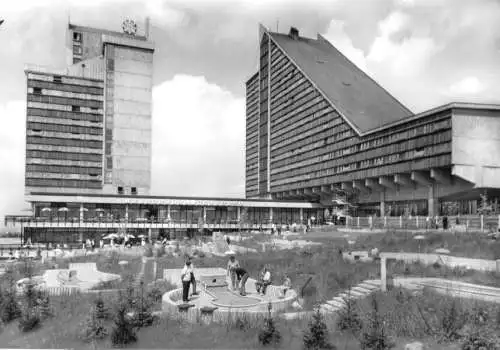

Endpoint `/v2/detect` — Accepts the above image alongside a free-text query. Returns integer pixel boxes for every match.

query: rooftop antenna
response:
[276,18,279,32]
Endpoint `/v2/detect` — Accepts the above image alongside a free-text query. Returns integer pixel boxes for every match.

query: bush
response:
[80,311,108,343]
[303,307,335,350]
[461,329,499,350]
[18,309,41,333]
[111,303,137,346]
[258,307,281,347]
[359,296,394,350]
[336,297,362,333]
[1,291,21,323]
[94,294,109,320]
[38,294,52,320]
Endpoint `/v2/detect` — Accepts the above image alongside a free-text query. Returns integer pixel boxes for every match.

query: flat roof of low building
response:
[25,192,322,208]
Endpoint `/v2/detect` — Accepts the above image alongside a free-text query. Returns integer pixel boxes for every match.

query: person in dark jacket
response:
[234,266,249,296]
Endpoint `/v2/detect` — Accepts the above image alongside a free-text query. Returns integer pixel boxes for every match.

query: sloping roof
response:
[267,31,414,134]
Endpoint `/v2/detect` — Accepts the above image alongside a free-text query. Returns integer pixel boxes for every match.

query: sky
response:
[1,0,500,218]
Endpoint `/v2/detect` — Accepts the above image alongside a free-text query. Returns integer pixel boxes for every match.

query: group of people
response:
[180,253,292,303]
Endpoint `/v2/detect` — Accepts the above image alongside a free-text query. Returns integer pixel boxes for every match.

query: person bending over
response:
[234,266,249,296]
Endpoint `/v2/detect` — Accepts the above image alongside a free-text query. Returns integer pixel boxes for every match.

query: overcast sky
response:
[1,0,500,217]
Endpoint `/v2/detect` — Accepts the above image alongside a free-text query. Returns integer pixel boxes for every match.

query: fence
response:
[345,215,500,231]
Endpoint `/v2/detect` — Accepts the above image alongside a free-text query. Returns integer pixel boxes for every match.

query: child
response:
[226,254,240,290]
[282,274,291,297]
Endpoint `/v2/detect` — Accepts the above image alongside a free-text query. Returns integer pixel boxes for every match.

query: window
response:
[73,32,82,42]
[72,106,80,112]
[33,87,42,95]
[53,75,62,83]
[117,186,124,195]
[73,57,81,64]
[131,187,137,195]
[73,45,82,55]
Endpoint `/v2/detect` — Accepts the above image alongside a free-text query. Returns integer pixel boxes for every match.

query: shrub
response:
[461,328,499,350]
[94,294,109,320]
[38,293,52,320]
[359,296,394,350]
[303,307,336,350]
[111,303,137,346]
[1,291,21,323]
[18,308,41,333]
[258,316,281,347]
[438,299,468,342]
[81,311,108,343]
[336,297,362,333]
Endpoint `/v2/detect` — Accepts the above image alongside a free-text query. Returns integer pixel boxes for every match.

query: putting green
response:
[206,286,261,307]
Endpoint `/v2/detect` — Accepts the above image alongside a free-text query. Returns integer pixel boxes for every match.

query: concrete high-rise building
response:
[245,25,500,217]
[25,18,154,196]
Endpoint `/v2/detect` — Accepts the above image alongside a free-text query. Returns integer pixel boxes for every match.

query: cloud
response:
[366,11,440,78]
[151,75,245,198]
[0,100,28,217]
[446,76,485,97]
[322,20,368,73]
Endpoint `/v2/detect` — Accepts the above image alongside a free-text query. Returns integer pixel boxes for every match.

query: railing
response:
[345,215,500,232]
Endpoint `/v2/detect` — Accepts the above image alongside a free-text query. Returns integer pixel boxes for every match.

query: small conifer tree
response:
[81,309,108,343]
[94,293,108,320]
[111,303,137,346]
[303,306,336,350]
[258,302,281,347]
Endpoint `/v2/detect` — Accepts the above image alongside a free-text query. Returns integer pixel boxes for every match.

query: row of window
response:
[26,143,103,155]
[272,129,452,173]
[28,79,103,96]
[26,157,101,168]
[271,120,352,157]
[27,122,103,136]
[27,108,103,123]
[26,150,102,162]
[27,115,102,129]
[28,87,103,102]
[28,94,102,109]
[26,163,102,175]
[272,142,451,183]
[271,121,451,170]
[271,79,315,116]
[271,143,451,187]
[27,136,103,149]
[271,96,326,133]
[272,112,342,148]
[26,172,102,181]
[26,178,102,189]
[271,153,452,193]
[27,73,103,88]
[27,102,103,115]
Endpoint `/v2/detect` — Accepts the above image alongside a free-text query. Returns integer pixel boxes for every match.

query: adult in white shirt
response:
[181,260,193,302]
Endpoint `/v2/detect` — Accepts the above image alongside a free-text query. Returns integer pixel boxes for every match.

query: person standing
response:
[226,254,240,291]
[233,266,249,296]
[256,266,272,295]
[185,258,197,295]
[181,260,193,303]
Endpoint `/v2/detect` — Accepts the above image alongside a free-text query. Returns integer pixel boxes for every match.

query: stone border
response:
[162,285,298,323]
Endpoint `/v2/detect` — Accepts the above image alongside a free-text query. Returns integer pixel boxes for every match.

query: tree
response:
[111,303,137,346]
[258,302,281,347]
[303,307,336,350]
[360,296,394,350]
[81,309,108,343]
[94,293,109,320]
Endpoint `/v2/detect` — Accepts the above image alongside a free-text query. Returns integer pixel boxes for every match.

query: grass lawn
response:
[1,284,497,349]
